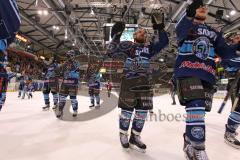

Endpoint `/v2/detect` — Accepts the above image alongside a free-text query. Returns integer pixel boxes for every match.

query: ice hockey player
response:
[88,73,101,109]
[21,75,31,99]
[106,80,112,98]
[107,11,169,152]
[56,50,80,118]
[0,0,21,111]
[18,76,25,98]
[175,0,240,159]
[42,57,60,110]
[221,33,240,149]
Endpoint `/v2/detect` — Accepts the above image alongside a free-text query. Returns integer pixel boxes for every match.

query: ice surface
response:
[0,92,239,160]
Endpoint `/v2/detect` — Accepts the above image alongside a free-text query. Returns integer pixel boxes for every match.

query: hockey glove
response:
[186,0,204,18]
[151,9,165,31]
[111,21,125,40]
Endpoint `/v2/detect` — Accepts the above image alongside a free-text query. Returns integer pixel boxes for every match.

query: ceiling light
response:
[226,14,230,18]
[43,10,49,15]
[53,25,60,30]
[159,58,164,62]
[64,28,68,39]
[37,10,43,15]
[230,10,236,16]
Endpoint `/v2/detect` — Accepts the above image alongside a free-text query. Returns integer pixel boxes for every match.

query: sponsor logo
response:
[179,61,216,76]
[193,37,210,60]
[191,127,205,140]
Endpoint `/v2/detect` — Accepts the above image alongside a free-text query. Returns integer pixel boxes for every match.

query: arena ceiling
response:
[17,0,240,59]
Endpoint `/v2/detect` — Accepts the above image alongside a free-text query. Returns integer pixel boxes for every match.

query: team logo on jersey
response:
[191,127,204,139]
[193,37,210,60]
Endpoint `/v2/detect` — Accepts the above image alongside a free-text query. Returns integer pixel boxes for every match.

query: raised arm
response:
[176,0,204,43]
[106,22,126,57]
[0,0,21,45]
[147,10,169,56]
[176,16,193,43]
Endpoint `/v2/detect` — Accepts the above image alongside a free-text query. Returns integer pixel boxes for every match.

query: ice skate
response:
[89,104,95,109]
[119,132,130,150]
[42,104,50,111]
[52,104,58,110]
[73,110,78,117]
[56,110,63,118]
[129,132,146,153]
[183,134,209,160]
[224,131,240,149]
[184,145,209,160]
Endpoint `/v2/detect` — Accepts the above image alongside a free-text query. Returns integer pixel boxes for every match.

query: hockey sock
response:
[185,99,206,145]
[95,94,100,105]
[18,90,21,97]
[59,94,67,111]
[22,90,26,99]
[90,95,95,105]
[70,95,78,111]
[52,93,58,105]
[226,111,240,133]
[120,109,133,133]
[131,110,148,134]
[2,92,6,104]
[43,93,50,105]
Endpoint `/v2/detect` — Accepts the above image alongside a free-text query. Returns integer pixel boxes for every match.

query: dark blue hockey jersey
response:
[107,31,169,79]
[175,16,240,85]
[62,60,80,86]
[44,62,59,80]
[88,73,101,89]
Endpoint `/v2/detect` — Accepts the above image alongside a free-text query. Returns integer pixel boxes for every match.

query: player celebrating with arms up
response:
[107,11,169,152]
[175,0,240,159]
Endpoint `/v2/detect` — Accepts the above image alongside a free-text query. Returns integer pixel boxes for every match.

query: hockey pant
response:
[58,84,78,111]
[42,82,58,105]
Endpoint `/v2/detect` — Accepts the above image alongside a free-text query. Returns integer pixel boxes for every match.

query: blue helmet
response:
[66,50,76,59]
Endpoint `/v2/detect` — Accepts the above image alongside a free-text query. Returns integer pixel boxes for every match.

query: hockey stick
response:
[232,96,239,112]
[218,71,240,113]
